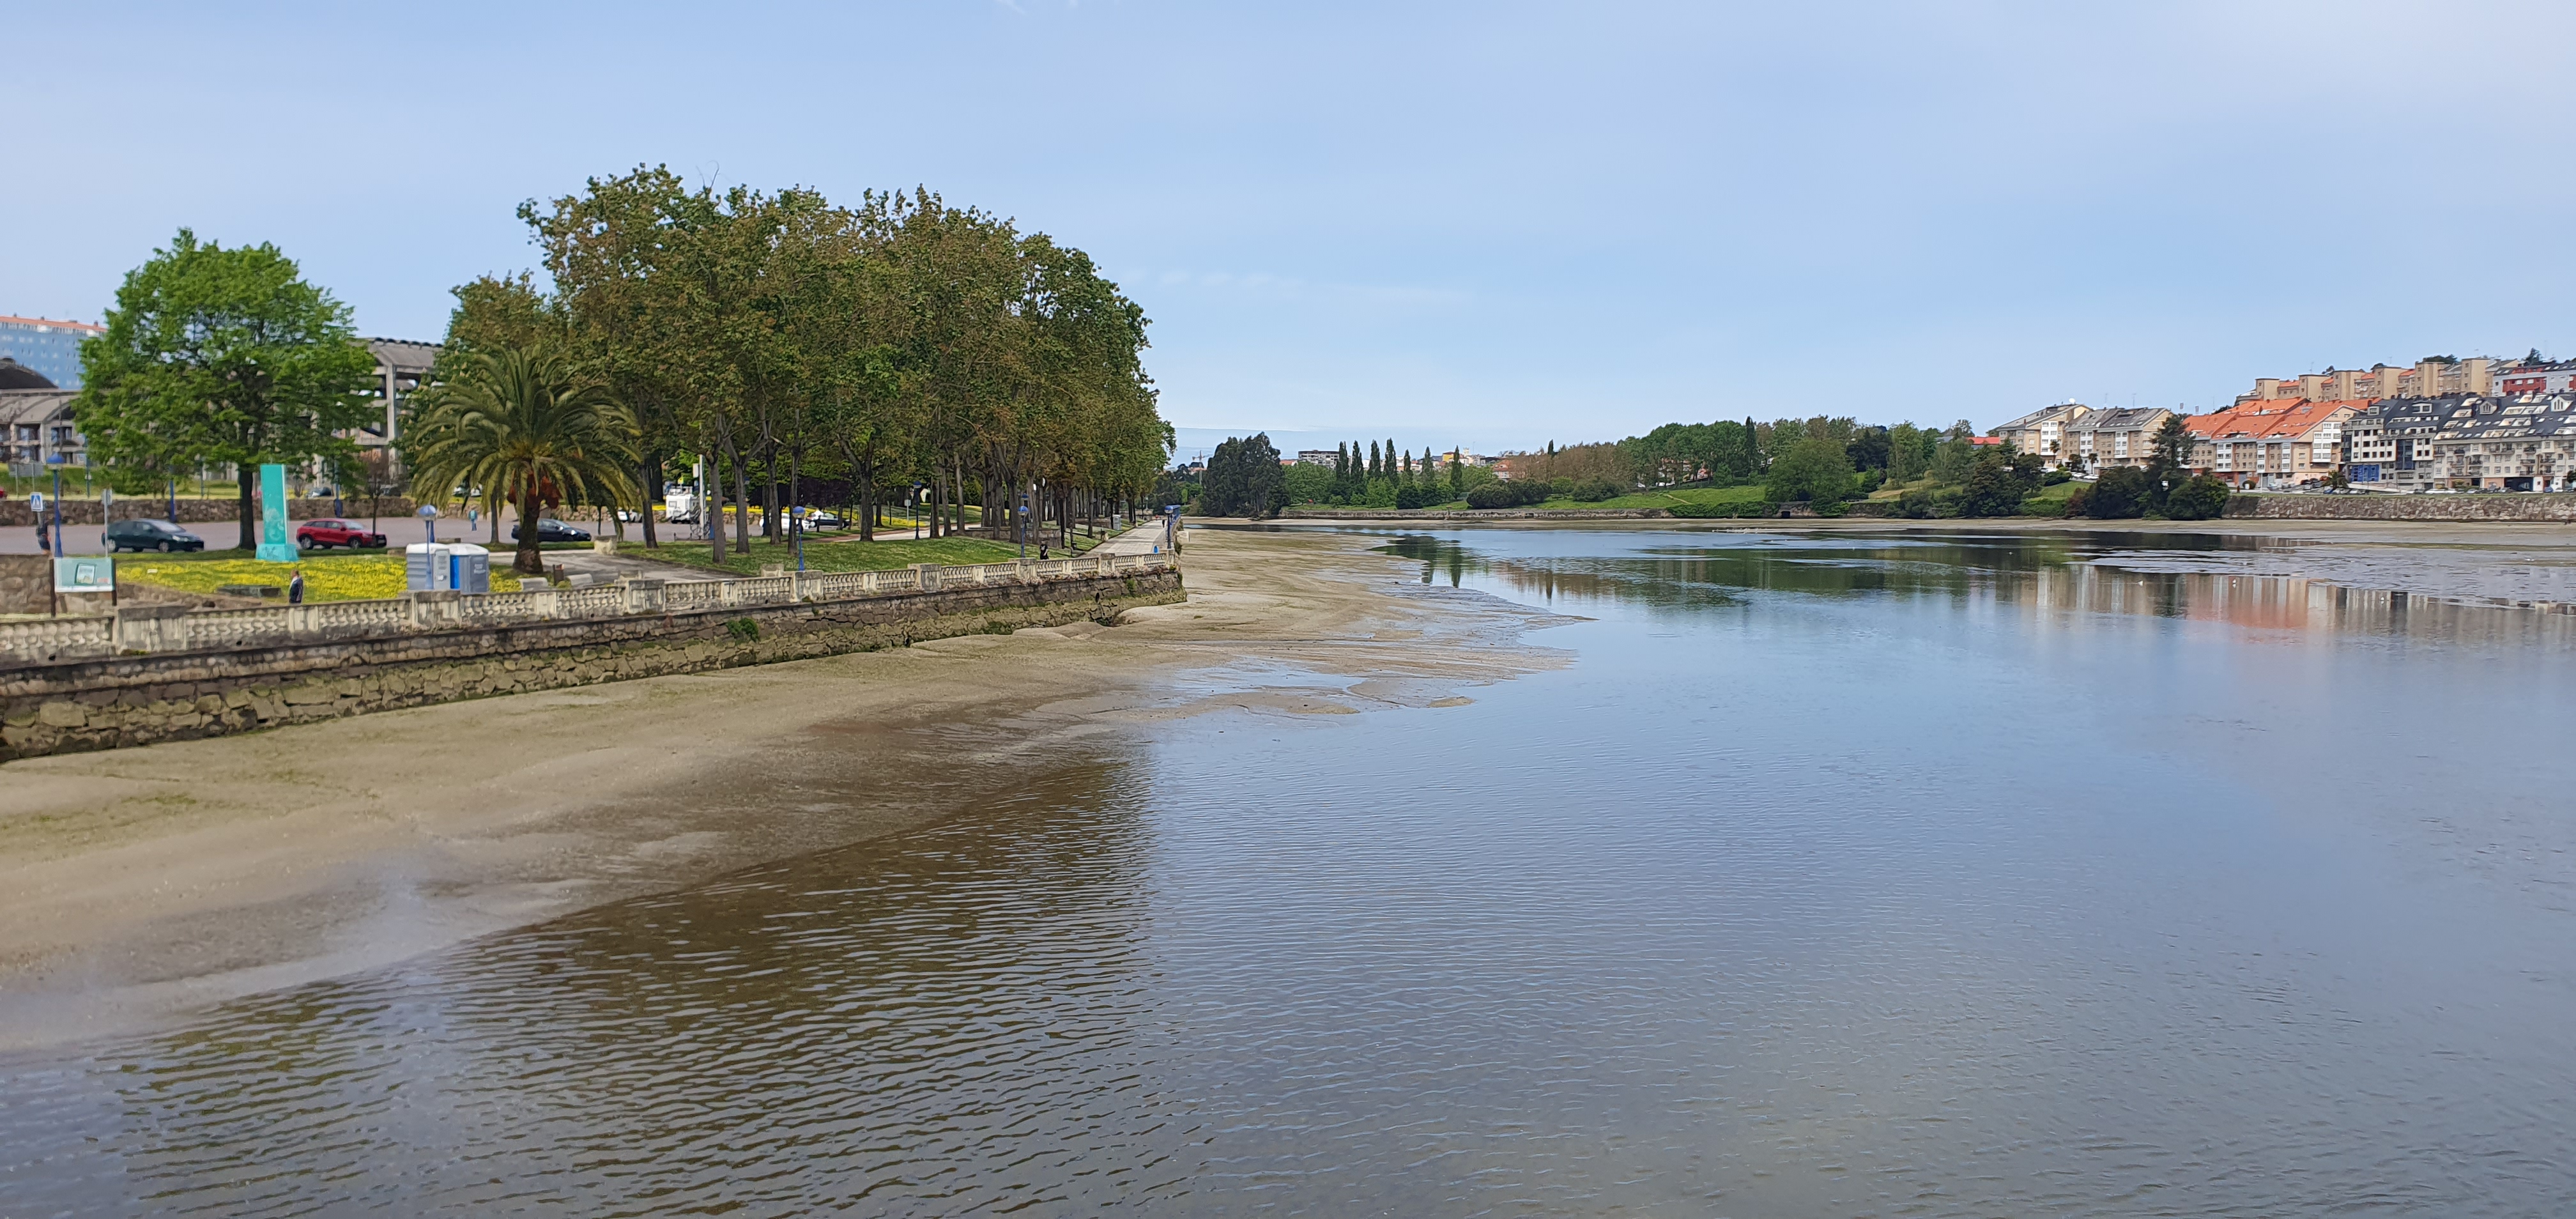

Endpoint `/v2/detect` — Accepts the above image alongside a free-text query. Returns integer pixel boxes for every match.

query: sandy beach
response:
[0,528,1568,1050]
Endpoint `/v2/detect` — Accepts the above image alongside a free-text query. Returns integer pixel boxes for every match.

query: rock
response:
[38,702,86,728]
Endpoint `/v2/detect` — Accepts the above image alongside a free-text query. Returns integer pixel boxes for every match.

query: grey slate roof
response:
[0,358,55,391]
[1993,404,2083,432]
[2063,406,2166,434]
[366,338,440,374]
[2359,394,2576,442]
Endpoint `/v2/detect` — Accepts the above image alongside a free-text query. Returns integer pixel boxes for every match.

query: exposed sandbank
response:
[0,529,1569,1050]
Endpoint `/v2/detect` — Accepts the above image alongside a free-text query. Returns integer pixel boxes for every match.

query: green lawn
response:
[118,550,526,601]
[649,534,1029,577]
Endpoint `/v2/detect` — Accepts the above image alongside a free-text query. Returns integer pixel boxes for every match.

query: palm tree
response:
[404,346,640,575]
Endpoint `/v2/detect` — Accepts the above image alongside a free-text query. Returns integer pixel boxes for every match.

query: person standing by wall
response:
[287,567,305,605]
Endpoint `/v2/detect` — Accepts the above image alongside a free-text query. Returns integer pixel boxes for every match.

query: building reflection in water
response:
[1368,529,2576,647]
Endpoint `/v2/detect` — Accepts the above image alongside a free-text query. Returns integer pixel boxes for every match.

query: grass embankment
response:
[118,551,526,602]
[1526,484,1771,511]
[2022,480,2080,511]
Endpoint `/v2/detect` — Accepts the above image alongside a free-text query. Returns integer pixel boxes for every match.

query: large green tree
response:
[1764,436,1855,504]
[77,229,379,549]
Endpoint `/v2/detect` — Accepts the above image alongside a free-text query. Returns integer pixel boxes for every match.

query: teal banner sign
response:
[256,463,296,562]
[53,556,115,594]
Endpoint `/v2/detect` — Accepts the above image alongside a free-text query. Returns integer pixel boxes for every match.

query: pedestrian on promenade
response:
[288,568,305,605]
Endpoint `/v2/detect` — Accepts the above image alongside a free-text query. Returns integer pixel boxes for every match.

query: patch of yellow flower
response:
[123,555,523,602]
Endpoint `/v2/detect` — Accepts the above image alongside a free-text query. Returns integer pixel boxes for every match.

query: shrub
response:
[1394,484,1432,510]
[2165,474,2233,520]
[1466,479,1552,509]
[2062,486,2090,517]
[1856,470,1884,495]
[1570,477,1623,502]
[726,617,761,641]
[2084,466,2151,518]
[1897,487,1961,519]
[1811,499,1848,517]
[2043,468,2073,486]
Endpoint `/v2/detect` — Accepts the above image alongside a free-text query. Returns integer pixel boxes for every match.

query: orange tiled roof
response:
[2186,399,2364,441]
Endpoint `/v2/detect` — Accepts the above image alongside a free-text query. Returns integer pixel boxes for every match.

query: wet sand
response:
[0,528,1568,1050]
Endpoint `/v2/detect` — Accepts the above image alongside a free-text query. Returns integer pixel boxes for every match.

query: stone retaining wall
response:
[2223,492,2576,522]
[0,555,49,615]
[0,570,1183,761]
[0,496,419,528]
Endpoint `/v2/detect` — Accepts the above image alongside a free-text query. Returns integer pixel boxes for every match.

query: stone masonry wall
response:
[2223,493,2576,523]
[0,555,48,615]
[0,570,1183,761]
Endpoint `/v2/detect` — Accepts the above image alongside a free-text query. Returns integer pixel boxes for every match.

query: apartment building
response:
[0,358,81,473]
[1991,402,2087,464]
[0,316,104,390]
[2423,394,2576,491]
[2242,358,2496,404]
[2184,399,2360,487]
[2341,397,2456,489]
[2061,407,2172,470]
[2496,356,2576,397]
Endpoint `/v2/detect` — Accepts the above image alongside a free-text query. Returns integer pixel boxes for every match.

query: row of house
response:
[1992,387,2576,492]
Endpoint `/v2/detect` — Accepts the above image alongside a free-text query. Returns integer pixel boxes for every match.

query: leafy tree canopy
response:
[76,229,379,549]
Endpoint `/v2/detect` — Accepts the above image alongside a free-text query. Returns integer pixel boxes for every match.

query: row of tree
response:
[68,171,1175,573]
[441,168,1172,569]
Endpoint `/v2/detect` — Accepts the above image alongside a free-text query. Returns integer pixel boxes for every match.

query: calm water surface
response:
[6,526,2573,1216]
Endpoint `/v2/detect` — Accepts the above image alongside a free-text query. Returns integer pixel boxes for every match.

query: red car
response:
[295,518,387,549]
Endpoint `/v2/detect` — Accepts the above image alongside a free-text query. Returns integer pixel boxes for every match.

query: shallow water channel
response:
[6,526,2573,1216]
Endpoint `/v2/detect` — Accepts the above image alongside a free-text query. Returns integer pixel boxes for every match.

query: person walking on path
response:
[288,568,305,605]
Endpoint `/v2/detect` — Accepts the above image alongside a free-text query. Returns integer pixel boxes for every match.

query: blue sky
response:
[10,1,2573,454]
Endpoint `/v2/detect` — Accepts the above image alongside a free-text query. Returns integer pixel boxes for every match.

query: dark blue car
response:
[105,519,206,552]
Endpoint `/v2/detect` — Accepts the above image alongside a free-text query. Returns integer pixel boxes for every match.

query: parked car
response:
[295,518,387,549]
[511,518,593,544]
[791,508,845,531]
[105,518,206,553]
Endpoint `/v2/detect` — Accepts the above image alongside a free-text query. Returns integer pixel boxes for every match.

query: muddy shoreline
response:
[0,529,1568,1051]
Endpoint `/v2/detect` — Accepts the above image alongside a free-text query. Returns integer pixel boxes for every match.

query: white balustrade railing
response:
[0,551,1175,668]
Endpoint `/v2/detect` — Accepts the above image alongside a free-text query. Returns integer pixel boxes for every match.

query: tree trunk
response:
[730,441,753,556]
[516,475,544,576]
[640,450,661,549]
[762,435,780,542]
[786,442,801,562]
[706,448,724,567]
[857,444,875,543]
[235,464,257,551]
